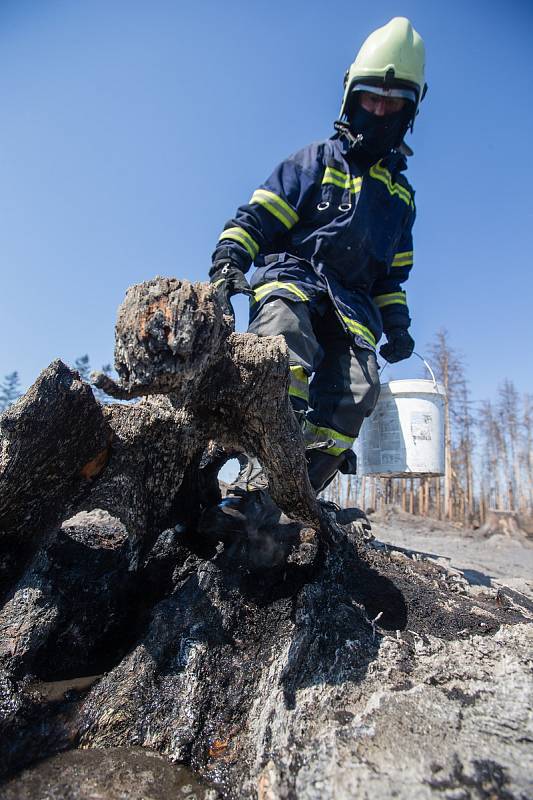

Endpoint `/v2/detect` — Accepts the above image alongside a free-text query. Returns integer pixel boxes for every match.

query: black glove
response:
[210,261,253,316]
[379,328,415,363]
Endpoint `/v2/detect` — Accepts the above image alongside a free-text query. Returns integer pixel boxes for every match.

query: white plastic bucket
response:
[356,355,445,477]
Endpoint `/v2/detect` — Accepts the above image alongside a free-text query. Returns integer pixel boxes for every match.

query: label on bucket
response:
[411,412,432,442]
[364,398,403,468]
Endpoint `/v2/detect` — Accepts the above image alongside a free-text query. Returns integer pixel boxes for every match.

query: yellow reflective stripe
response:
[290,365,308,382]
[369,161,413,207]
[212,277,225,288]
[373,292,407,309]
[322,167,362,194]
[324,166,349,184]
[250,189,299,229]
[289,386,308,401]
[392,250,413,267]
[289,365,309,401]
[370,161,412,204]
[339,314,376,347]
[253,280,308,303]
[218,227,259,259]
[303,420,354,456]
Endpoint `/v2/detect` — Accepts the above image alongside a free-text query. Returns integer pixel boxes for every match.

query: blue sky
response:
[1,0,532,405]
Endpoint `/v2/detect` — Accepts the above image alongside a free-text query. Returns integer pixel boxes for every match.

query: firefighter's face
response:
[359,91,406,117]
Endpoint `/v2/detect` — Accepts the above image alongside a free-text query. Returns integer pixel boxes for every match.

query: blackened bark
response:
[0,277,531,799]
[92,277,320,527]
[0,361,112,596]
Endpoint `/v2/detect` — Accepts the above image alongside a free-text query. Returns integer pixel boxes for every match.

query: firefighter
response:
[210,17,427,502]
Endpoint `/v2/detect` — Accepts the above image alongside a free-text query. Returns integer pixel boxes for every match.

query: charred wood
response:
[0,278,531,799]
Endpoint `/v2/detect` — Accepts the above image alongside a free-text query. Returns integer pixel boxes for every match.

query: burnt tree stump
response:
[1,278,323,580]
[92,277,321,526]
[0,277,532,799]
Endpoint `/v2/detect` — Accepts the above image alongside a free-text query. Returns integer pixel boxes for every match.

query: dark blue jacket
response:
[212,133,415,350]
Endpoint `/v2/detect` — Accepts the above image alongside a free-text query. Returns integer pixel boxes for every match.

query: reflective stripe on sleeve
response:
[339,314,376,347]
[322,167,362,194]
[373,291,408,309]
[253,280,309,304]
[392,250,413,267]
[369,161,413,207]
[249,189,299,230]
[218,227,259,259]
[289,365,309,403]
[303,420,355,456]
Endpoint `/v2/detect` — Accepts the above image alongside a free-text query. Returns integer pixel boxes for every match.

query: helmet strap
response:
[333,120,363,149]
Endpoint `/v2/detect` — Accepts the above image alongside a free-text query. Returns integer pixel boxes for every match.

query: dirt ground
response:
[368,508,533,599]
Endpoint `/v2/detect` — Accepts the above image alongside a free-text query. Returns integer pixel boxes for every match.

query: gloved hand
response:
[379,328,415,363]
[210,261,253,316]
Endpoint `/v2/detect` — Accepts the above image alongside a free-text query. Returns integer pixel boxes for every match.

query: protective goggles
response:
[351,82,418,105]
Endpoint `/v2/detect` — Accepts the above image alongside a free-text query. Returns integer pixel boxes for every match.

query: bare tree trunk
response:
[480,488,486,525]
[429,330,473,521]
[444,399,452,520]
[522,395,533,512]
[359,476,366,510]
[345,475,352,507]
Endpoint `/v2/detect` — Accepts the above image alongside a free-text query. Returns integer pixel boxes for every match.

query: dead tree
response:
[0,278,532,799]
[1,279,321,579]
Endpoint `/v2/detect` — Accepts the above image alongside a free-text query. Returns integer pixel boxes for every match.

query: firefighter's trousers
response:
[248,296,380,455]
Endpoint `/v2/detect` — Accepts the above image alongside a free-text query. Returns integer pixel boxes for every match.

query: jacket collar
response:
[331,131,408,174]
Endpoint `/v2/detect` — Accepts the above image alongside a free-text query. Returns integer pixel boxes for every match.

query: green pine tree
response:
[0,372,22,412]
[74,354,91,382]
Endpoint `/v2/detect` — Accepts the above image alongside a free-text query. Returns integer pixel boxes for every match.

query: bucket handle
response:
[379,351,438,389]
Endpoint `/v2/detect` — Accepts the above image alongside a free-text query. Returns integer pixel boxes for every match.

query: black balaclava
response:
[347,98,414,161]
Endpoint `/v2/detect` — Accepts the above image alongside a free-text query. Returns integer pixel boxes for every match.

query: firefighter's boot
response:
[228,454,269,493]
[224,455,280,533]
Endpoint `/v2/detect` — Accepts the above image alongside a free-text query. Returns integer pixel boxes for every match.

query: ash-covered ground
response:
[369,507,533,599]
